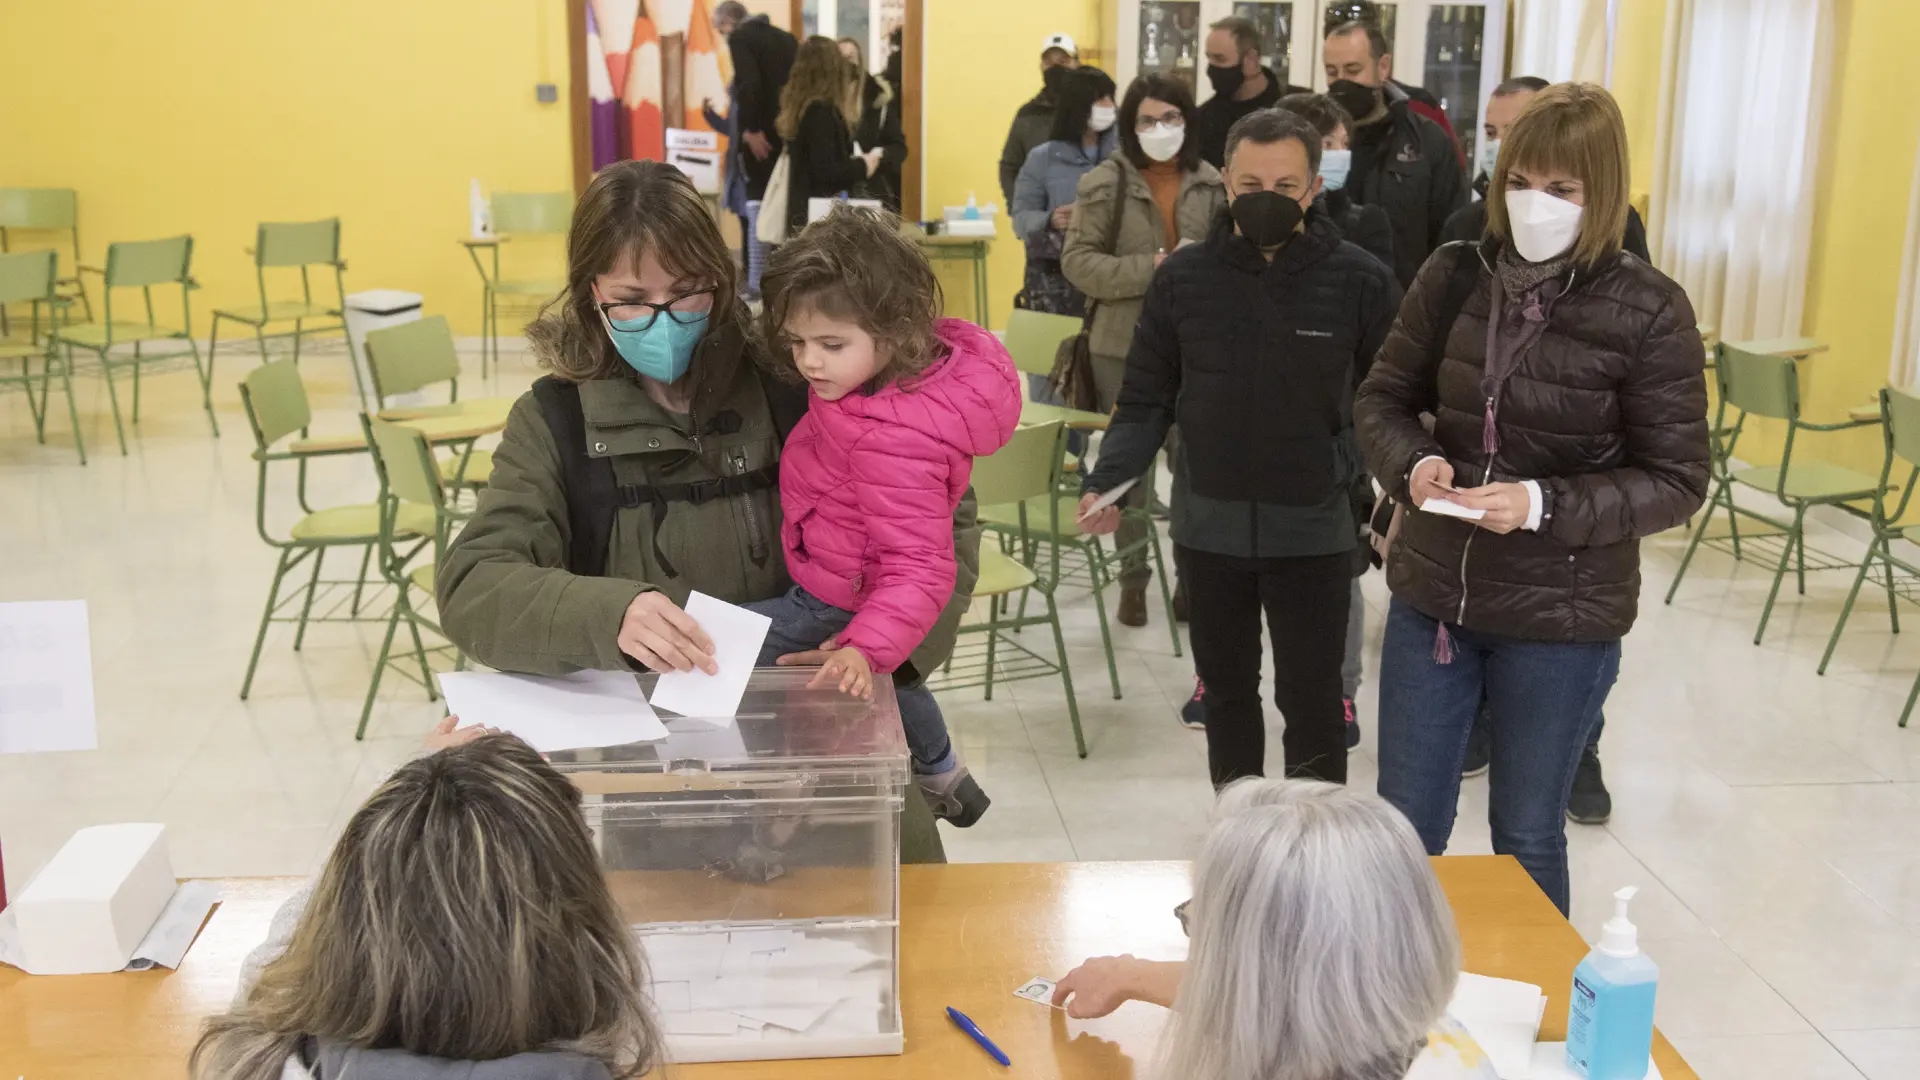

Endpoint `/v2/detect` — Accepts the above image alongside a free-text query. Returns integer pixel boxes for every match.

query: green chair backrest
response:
[1716,343,1799,421]
[972,421,1063,506]
[1886,386,1920,470]
[0,249,57,306]
[363,415,445,511]
[491,192,572,235]
[0,188,78,230]
[105,235,193,288]
[365,315,460,399]
[256,219,340,267]
[1001,309,1084,379]
[240,360,314,449]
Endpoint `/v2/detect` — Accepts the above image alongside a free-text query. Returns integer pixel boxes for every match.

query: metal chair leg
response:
[241,548,296,699]
[1080,538,1122,700]
[1819,538,1878,674]
[292,546,326,650]
[189,338,217,436]
[1149,523,1182,658]
[351,543,374,615]
[1754,508,1805,645]
[357,607,402,740]
[401,594,436,700]
[1044,587,1087,758]
[1664,488,1721,605]
[57,356,85,465]
[1885,551,1902,634]
[96,351,130,455]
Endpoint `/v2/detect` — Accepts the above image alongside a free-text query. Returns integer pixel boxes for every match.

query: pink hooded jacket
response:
[780,318,1023,672]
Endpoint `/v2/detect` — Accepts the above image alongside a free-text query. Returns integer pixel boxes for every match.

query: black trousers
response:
[1180,546,1351,788]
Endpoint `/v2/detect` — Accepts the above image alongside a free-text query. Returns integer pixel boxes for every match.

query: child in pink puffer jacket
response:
[748,206,1022,827]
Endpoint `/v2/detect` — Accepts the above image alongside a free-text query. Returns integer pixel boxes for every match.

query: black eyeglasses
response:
[598,288,717,332]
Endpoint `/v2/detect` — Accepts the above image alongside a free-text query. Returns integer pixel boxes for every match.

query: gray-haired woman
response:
[1053,780,1497,1080]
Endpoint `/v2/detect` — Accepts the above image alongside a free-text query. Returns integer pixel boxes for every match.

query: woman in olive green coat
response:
[436,161,973,860]
[1061,74,1226,629]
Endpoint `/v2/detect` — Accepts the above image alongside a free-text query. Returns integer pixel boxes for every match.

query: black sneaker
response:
[1179,679,1207,729]
[1567,746,1612,825]
[917,764,991,827]
[1344,696,1361,750]
[1461,719,1491,778]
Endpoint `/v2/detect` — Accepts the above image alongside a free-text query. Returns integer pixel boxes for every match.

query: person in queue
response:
[1052,780,1499,1080]
[435,160,972,860]
[1276,92,1393,270]
[191,730,661,1080]
[1078,108,1398,787]
[1193,15,1303,169]
[1321,20,1467,286]
[836,36,908,213]
[1061,74,1225,632]
[998,33,1081,207]
[1321,0,1461,155]
[713,1,797,246]
[777,36,885,238]
[1354,83,1708,914]
[1012,66,1119,319]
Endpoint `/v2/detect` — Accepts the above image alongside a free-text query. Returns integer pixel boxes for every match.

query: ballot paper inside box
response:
[544,667,909,1062]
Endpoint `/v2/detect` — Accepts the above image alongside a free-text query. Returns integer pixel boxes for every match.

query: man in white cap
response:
[998,32,1081,206]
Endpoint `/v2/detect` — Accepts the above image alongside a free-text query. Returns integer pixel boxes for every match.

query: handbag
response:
[1047,182,1128,413]
[755,150,792,245]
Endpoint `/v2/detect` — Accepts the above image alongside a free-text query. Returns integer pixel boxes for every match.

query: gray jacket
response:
[1060,155,1226,358]
[1011,134,1117,240]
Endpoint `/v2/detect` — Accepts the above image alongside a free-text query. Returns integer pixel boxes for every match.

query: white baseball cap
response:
[1041,33,1078,57]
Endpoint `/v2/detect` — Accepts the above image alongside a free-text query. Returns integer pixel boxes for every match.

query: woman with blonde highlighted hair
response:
[777,35,883,236]
[1355,82,1708,913]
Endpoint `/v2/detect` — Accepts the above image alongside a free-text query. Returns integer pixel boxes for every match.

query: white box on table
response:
[14,823,175,975]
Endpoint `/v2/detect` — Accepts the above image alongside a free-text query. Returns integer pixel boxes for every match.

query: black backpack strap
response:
[756,363,809,444]
[532,375,620,577]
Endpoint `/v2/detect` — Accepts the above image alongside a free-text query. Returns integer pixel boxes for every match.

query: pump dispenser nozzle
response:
[1597,885,1640,958]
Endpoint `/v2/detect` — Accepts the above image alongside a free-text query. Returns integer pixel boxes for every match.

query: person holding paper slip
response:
[1353,84,1708,913]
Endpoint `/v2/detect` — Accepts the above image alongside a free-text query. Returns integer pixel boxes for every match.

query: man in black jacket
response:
[1322,20,1467,286]
[1079,108,1401,789]
[1193,16,1308,168]
[997,33,1079,206]
[714,1,797,200]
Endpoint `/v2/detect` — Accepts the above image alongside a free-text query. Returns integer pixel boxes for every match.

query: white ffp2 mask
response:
[1137,123,1186,162]
[1504,188,1584,262]
[1478,138,1501,179]
[1089,104,1117,132]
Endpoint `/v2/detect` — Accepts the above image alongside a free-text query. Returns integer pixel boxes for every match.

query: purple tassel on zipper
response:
[1482,397,1499,460]
[1433,622,1455,665]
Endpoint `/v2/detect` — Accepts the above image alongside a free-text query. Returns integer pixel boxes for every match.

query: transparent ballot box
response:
[544,668,908,1063]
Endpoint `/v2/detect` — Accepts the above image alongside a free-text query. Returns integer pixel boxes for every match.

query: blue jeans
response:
[745,585,956,774]
[1375,598,1619,914]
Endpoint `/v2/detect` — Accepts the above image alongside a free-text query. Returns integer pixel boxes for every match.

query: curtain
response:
[1649,0,1832,341]
[1893,135,1920,384]
[1511,0,1613,85]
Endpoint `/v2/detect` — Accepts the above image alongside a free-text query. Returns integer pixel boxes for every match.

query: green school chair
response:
[236,360,432,701]
[363,315,509,488]
[460,190,570,375]
[927,421,1087,755]
[210,219,363,407]
[1002,307,1091,472]
[50,234,214,451]
[356,414,468,739]
[0,250,85,463]
[1664,343,1884,644]
[0,187,91,325]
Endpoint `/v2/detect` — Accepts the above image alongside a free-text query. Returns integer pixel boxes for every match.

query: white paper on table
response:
[1449,973,1548,1080]
[1077,477,1140,521]
[1528,1042,1663,1080]
[648,592,771,720]
[0,600,97,754]
[661,1011,746,1036]
[0,879,221,975]
[437,669,665,753]
[729,1001,836,1032]
[1421,497,1488,521]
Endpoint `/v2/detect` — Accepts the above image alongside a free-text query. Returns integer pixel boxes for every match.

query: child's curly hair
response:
[760,204,945,387]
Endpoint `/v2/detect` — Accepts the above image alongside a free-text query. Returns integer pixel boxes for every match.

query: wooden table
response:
[908,229,992,326]
[1019,399,1110,431]
[0,857,1696,1079]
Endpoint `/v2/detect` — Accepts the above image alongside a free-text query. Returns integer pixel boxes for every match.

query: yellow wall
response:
[1,0,574,337]
[1610,0,1668,204]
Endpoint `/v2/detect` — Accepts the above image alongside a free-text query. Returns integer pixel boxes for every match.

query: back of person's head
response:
[191,735,659,1080]
[712,0,749,27]
[1156,780,1460,1080]
[1492,75,1551,99]
[779,35,859,139]
[1276,91,1355,142]
[760,204,944,388]
[1048,66,1119,144]
[528,160,736,383]
[1211,14,1262,64]
[1118,74,1202,172]
[1484,81,1630,266]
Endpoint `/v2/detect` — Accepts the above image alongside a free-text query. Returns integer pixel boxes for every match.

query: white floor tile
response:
[1827,1028,1920,1080]
[1668,1033,1867,1080]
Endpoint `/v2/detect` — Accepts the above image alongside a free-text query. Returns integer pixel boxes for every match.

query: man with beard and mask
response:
[1077,108,1400,789]
[1193,15,1308,168]
[1321,20,1466,287]
[1322,0,1460,157]
[1441,76,1649,264]
[999,33,1081,206]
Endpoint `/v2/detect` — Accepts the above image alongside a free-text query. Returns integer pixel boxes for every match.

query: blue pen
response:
[946,1005,1011,1066]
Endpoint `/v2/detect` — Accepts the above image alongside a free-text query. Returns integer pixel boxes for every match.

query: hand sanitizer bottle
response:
[470,178,493,240]
[964,192,981,220]
[1567,886,1659,1079]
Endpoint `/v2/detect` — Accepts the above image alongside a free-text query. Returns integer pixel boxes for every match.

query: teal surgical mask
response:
[601,306,708,383]
[1320,148,1352,191]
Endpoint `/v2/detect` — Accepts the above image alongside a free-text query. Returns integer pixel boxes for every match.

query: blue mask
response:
[1320,149,1352,191]
[601,308,708,383]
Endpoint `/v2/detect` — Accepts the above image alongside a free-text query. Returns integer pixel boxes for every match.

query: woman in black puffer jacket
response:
[1354,83,1708,915]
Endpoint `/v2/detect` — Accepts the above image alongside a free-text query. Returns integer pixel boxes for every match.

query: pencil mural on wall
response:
[588,0,732,170]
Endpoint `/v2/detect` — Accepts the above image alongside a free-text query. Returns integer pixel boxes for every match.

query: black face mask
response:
[1042,64,1070,94]
[1327,78,1381,121]
[1230,190,1306,249]
[1207,63,1247,98]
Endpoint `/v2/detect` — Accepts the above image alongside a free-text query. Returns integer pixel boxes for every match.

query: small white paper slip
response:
[1014,976,1065,1009]
[0,879,221,975]
[1528,1043,1663,1080]
[1077,476,1140,521]
[1448,973,1547,1080]
[648,591,772,720]
[0,599,98,754]
[438,668,666,753]
[1421,497,1488,521]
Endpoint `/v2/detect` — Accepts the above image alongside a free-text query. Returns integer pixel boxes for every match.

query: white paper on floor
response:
[648,592,771,720]
[0,599,98,754]
[438,669,666,752]
[638,927,885,1039]
[1449,972,1548,1080]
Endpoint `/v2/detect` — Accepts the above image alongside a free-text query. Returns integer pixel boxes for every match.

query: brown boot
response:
[1118,583,1149,627]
